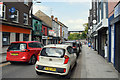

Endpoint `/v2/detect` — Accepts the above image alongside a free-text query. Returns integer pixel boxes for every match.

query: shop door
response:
[115,22,120,72]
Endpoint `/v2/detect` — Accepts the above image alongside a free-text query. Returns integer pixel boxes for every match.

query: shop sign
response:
[114,3,120,18]
[49,30,54,36]
[42,36,48,39]
[0,2,3,18]
[9,7,16,13]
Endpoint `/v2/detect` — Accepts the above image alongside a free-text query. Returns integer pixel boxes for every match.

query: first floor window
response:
[23,13,28,25]
[2,32,10,45]
[12,10,19,23]
[0,4,6,19]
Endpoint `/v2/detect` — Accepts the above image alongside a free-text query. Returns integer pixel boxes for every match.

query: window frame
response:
[0,4,6,19]
[23,13,28,25]
[12,10,19,23]
[2,32,10,46]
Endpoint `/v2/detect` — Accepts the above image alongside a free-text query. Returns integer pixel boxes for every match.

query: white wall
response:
[20,33,23,41]
[10,33,16,43]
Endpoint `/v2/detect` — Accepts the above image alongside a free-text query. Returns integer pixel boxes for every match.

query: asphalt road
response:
[1,47,83,79]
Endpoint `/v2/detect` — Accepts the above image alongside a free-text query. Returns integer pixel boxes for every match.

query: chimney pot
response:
[55,17,58,22]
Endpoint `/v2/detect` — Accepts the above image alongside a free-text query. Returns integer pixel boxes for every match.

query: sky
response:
[33,1,91,31]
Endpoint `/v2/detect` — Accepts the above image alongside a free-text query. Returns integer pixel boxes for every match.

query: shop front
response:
[96,18,108,58]
[42,36,48,45]
[0,24,32,54]
[32,16,42,42]
[110,3,120,72]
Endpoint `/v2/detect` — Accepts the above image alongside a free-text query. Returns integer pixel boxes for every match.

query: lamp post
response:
[29,0,41,18]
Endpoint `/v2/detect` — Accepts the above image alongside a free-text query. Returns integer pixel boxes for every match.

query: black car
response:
[62,41,81,57]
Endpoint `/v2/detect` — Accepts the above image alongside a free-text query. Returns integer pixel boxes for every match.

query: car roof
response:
[64,40,76,43]
[44,44,69,49]
[11,41,41,44]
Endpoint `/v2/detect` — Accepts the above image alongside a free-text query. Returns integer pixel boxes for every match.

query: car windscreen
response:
[8,43,27,51]
[41,48,65,58]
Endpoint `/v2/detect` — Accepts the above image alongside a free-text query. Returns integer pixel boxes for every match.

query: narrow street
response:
[1,45,118,79]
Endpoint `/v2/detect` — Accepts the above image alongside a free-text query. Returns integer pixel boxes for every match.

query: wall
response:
[42,25,47,36]
[20,33,23,41]
[52,21,59,37]
[62,26,68,40]
[108,1,119,18]
[0,32,2,54]
[10,33,15,42]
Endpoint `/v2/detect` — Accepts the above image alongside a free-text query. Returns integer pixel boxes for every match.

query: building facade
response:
[32,15,42,42]
[96,1,108,57]
[108,0,120,72]
[0,1,32,54]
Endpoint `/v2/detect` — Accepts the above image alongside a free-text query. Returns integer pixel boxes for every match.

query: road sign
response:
[9,7,16,13]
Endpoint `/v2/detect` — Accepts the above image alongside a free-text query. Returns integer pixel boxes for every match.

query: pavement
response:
[80,45,118,78]
[0,53,7,64]
[0,45,119,79]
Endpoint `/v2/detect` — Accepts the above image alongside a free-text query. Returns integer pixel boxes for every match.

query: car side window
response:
[28,42,37,48]
[67,46,73,54]
[37,43,43,48]
[28,43,34,48]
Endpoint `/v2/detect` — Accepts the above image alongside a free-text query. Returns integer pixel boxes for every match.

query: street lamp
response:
[29,0,41,18]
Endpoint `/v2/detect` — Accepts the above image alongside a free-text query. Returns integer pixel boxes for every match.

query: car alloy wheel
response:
[31,55,36,65]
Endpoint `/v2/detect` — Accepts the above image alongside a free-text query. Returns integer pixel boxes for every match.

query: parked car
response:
[6,41,44,64]
[62,41,81,57]
[35,44,77,78]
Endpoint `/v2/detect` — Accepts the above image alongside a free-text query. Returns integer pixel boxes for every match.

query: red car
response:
[6,41,43,64]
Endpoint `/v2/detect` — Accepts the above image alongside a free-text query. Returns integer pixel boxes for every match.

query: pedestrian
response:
[104,44,107,59]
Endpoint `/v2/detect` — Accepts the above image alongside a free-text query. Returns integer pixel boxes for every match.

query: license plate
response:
[44,67,56,71]
[11,53,18,56]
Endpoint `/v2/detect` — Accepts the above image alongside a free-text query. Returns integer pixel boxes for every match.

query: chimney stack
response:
[51,15,54,20]
[55,17,58,22]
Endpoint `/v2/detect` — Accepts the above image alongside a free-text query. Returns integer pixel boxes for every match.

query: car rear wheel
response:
[36,71,42,75]
[60,68,71,79]
[29,55,37,65]
[10,61,15,64]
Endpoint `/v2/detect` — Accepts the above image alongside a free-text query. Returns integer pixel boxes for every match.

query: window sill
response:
[12,21,19,24]
[2,44,10,47]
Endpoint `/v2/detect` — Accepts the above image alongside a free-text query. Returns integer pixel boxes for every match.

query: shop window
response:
[0,4,6,19]
[2,32,10,46]
[16,33,20,41]
[43,28,45,35]
[23,13,28,25]
[23,34,29,41]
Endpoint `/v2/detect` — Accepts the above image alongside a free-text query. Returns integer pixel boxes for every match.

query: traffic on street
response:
[0,0,120,80]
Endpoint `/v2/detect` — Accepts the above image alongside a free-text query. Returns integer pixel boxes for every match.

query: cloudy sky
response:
[33,1,91,31]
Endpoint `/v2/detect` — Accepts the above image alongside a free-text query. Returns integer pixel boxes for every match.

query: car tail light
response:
[64,55,69,64]
[7,49,9,52]
[73,46,76,48]
[64,68,66,72]
[36,65,38,69]
[37,53,40,61]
